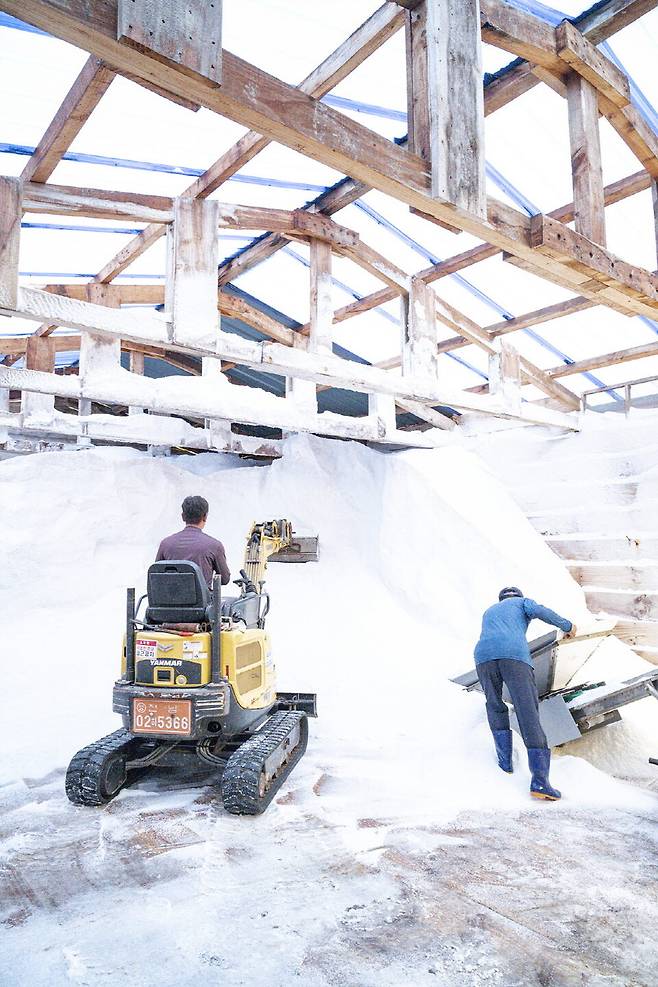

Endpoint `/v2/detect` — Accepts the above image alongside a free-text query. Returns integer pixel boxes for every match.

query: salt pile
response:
[0,434,655,818]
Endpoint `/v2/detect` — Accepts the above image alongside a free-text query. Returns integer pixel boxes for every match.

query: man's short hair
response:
[182,495,209,524]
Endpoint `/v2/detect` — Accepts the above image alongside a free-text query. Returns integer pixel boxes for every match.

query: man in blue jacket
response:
[474,587,574,801]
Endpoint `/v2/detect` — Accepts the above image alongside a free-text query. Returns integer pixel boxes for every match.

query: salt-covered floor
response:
[2,758,657,987]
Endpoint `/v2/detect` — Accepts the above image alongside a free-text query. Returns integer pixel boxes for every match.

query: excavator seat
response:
[146,560,210,624]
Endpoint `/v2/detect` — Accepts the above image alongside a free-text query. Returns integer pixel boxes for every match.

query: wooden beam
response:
[556,20,630,108]
[21,56,114,184]
[23,182,174,222]
[426,0,486,217]
[117,0,222,86]
[574,1,658,45]
[0,333,82,356]
[566,73,607,245]
[528,214,658,311]
[218,292,295,347]
[480,0,563,72]
[547,338,658,377]
[0,177,21,310]
[89,2,404,283]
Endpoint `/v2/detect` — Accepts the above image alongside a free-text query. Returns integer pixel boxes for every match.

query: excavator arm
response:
[241,519,293,592]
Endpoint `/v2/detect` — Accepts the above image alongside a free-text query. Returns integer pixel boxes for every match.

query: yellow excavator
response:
[66,520,316,814]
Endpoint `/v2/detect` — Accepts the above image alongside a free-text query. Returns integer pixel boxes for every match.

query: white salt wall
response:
[0,434,653,816]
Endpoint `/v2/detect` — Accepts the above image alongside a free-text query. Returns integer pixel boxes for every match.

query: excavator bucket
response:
[276,691,318,717]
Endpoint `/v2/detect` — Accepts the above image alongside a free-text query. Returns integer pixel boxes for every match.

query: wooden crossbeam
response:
[480,0,564,73]
[23,181,175,222]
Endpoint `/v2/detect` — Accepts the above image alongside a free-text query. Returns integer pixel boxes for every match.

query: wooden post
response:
[405,3,430,162]
[425,0,486,218]
[368,391,397,439]
[651,178,658,273]
[566,72,606,245]
[78,285,122,442]
[23,336,56,419]
[0,176,21,310]
[167,198,220,347]
[402,280,439,379]
[488,338,522,413]
[309,239,333,354]
[129,349,145,417]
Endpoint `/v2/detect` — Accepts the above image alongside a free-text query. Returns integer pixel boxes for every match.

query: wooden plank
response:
[0,177,21,310]
[21,57,114,184]
[405,3,430,162]
[556,20,630,108]
[426,0,486,217]
[480,0,563,71]
[566,73,607,245]
[23,182,174,222]
[167,198,220,345]
[309,239,333,354]
[547,338,658,378]
[117,0,222,86]
[90,2,404,284]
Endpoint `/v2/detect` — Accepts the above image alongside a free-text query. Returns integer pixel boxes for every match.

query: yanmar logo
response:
[149,659,183,667]
[158,643,174,653]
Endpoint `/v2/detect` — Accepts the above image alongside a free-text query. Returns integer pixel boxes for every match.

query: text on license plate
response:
[131,699,192,736]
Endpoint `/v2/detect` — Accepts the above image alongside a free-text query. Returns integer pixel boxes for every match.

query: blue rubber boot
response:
[492,729,513,773]
[528,748,561,801]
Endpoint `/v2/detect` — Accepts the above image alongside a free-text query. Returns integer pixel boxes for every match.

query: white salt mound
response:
[0,434,655,818]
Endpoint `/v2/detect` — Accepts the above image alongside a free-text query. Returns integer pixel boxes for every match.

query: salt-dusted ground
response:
[1,435,658,986]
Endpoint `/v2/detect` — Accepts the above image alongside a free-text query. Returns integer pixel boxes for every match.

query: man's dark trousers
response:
[476,659,548,750]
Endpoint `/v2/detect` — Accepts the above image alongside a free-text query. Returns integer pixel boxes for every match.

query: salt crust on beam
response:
[0,365,443,448]
[1,287,577,429]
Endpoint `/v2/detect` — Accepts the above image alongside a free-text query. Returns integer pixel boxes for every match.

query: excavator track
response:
[65,729,143,806]
[221,711,308,815]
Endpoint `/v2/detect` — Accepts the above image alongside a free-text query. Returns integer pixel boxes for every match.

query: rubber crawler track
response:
[65,728,141,806]
[221,711,308,815]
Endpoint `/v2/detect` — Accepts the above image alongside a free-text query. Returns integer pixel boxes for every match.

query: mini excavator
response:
[66,520,316,815]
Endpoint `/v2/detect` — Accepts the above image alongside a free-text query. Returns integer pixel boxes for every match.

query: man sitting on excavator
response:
[156,495,230,589]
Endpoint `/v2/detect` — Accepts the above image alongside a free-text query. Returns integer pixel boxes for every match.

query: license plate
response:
[131,699,192,736]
